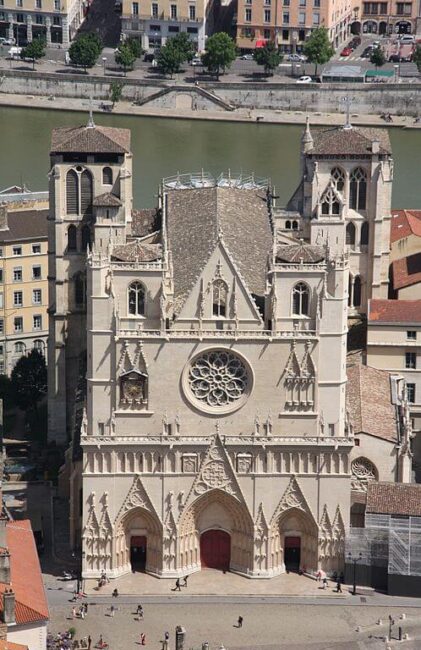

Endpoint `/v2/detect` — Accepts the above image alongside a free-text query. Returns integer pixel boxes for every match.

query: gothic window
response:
[351,457,377,490]
[81,225,91,251]
[74,272,86,307]
[346,222,356,246]
[120,370,147,406]
[331,167,345,192]
[102,166,113,185]
[66,170,79,215]
[353,275,361,308]
[212,279,228,317]
[68,224,77,251]
[80,170,93,216]
[321,188,340,216]
[292,220,298,230]
[285,220,291,229]
[360,221,369,246]
[128,281,145,316]
[292,282,309,316]
[349,167,367,211]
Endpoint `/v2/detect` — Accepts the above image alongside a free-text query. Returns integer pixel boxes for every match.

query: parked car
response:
[296,75,312,83]
[388,53,401,62]
[143,52,155,62]
[340,47,353,56]
[350,36,361,47]
[287,53,307,62]
[399,34,415,43]
[190,55,202,66]
[240,53,254,60]
[1,37,15,46]
[361,46,373,58]
[8,46,22,59]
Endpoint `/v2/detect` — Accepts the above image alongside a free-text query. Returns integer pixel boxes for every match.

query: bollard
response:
[175,626,186,650]
[399,613,406,620]
[202,644,209,650]
[398,626,402,641]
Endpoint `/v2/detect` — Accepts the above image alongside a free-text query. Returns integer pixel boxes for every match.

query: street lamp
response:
[348,551,362,595]
[394,63,399,83]
[291,30,298,77]
[102,56,107,75]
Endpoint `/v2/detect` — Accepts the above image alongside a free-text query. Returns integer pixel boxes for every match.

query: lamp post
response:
[291,30,298,77]
[348,551,362,595]
[394,63,399,83]
[102,56,107,75]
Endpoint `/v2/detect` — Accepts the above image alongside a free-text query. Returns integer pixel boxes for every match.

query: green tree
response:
[109,80,123,107]
[414,45,421,72]
[10,349,47,414]
[115,42,136,75]
[253,41,283,76]
[370,47,386,69]
[303,26,334,76]
[170,32,195,62]
[202,32,237,79]
[157,41,185,78]
[126,37,143,59]
[21,37,45,70]
[69,33,102,71]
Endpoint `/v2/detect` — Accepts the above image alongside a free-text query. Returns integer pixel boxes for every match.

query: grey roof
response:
[50,125,131,154]
[131,209,161,237]
[310,126,391,156]
[0,209,48,243]
[322,64,365,77]
[276,242,325,264]
[93,192,122,207]
[112,241,162,262]
[166,186,272,313]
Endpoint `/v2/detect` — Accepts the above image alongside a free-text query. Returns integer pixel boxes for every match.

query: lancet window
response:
[331,167,345,192]
[349,167,367,211]
[212,279,228,317]
[321,188,340,216]
[292,282,310,316]
[128,281,146,316]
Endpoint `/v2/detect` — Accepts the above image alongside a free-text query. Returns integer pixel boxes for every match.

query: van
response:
[8,46,22,59]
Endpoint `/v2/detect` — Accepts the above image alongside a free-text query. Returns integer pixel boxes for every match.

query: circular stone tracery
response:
[184,349,252,414]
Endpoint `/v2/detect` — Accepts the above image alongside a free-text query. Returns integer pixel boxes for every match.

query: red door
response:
[200,530,231,570]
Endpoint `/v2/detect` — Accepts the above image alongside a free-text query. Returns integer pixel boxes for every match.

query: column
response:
[26,14,33,42]
[62,16,69,47]
[7,13,14,41]
[45,15,51,46]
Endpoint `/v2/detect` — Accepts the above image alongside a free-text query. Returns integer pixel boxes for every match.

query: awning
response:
[255,39,268,48]
[365,69,394,78]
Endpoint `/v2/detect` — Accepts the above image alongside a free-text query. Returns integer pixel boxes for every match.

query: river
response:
[1,106,420,209]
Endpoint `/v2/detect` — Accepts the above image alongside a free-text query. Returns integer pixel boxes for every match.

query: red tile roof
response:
[0,641,28,650]
[391,209,421,243]
[392,254,421,290]
[368,298,421,323]
[0,521,48,625]
[367,482,421,516]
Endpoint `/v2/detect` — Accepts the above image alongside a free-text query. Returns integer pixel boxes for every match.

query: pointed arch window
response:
[346,222,356,246]
[321,188,340,216]
[128,281,146,316]
[353,275,361,308]
[80,170,93,216]
[285,220,291,230]
[212,279,228,317]
[360,221,369,246]
[331,167,345,192]
[102,166,113,185]
[350,167,367,211]
[292,220,298,230]
[292,282,310,316]
[74,272,86,307]
[66,170,79,215]
[68,224,77,251]
[81,225,91,251]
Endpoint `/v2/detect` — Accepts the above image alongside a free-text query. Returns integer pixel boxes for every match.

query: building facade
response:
[0,203,48,376]
[350,0,419,37]
[0,0,86,46]
[121,0,207,51]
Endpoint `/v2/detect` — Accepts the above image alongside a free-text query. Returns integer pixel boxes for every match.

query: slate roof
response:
[112,241,162,262]
[310,126,391,156]
[50,125,130,154]
[131,209,160,237]
[366,482,421,516]
[346,363,398,442]
[392,253,421,290]
[390,209,421,244]
[166,186,272,313]
[0,210,48,243]
[0,521,49,626]
[369,299,421,324]
[276,242,325,264]
[92,192,122,208]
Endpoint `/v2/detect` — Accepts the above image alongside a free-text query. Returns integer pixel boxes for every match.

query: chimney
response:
[0,518,7,550]
[372,140,380,154]
[0,550,10,586]
[3,589,15,625]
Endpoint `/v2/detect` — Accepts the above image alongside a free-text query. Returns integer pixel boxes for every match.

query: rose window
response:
[351,457,377,482]
[184,349,252,413]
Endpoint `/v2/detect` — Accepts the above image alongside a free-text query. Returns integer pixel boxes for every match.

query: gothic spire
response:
[301,116,314,154]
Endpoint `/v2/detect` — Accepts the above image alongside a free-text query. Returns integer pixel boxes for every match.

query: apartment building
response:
[236,0,353,51]
[121,0,207,51]
[350,0,419,36]
[0,201,48,375]
[0,0,86,46]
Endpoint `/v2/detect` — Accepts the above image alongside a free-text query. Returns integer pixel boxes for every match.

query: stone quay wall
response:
[0,69,420,116]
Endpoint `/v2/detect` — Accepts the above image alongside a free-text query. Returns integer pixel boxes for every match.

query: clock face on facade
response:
[121,373,145,401]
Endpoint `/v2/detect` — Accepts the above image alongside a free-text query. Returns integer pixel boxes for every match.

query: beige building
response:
[0,200,48,376]
[0,0,86,46]
[45,118,414,582]
[236,0,353,52]
[350,0,420,37]
[121,0,208,51]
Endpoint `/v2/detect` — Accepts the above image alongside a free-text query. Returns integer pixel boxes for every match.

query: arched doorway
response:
[363,20,378,34]
[200,530,231,570]
[379,21,387,35]
[114,507,162,577]
[395,20,411,34]
[350,21,361,35]
[271,507,318,574]
[130,535,147,571]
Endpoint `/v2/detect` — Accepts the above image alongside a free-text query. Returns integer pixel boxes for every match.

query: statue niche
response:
[120,370,148,409]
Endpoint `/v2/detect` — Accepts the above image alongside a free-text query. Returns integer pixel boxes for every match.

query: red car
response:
[340,47,353,57]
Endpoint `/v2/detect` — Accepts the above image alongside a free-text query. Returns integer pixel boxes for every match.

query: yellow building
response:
[0,195,48,375]
[0,0,86,46]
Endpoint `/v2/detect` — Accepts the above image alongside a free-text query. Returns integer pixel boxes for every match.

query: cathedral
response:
[47,117,411,581]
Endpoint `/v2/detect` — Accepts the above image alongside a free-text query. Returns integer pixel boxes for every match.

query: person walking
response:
[336,580,342,593]
[164,632,169,641]
[112,588,119,598]
[72,606,76,619]
[182,575,188,587]
[137,604,144,619]
[140,633,146,645]
[84,603,88,615]
[174,578,181,591]
[237,615,243,628]
[110,605,115,617]
[87,636,92,650]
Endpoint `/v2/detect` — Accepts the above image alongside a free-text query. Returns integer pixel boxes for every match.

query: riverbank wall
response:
[0,69,420,117]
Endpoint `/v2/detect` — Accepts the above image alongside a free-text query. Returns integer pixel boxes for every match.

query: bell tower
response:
[47,120,132,444]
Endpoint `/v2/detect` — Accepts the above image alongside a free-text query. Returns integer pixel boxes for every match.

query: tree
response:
[109,80,123,108]
[21,37,45,70]
[253,41,283,76]
[115,43,136,75]
[10,349,47,413]
[414,45,421,73]
[126,37,143,59]
[157,41,185,78]
[370,47,386,69]
[303,26,334,76]
[69,33,102,71]
[202,32,237,79]
[170,32,195,62]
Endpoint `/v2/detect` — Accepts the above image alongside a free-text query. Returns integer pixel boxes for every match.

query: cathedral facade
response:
[47,119,399,580]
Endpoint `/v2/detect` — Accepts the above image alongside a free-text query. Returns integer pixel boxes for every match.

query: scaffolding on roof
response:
[162,171,270,191]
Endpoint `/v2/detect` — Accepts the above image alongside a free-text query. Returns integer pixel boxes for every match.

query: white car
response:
[399,34,415,43]
[287,53,307,62]
[190,56,202,66]
[296,75,312,83]
[1,37,16,46]
[8,46,22,59]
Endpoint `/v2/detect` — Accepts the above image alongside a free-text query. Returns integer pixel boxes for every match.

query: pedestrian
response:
[80,605,85,619]
[140,633,146,645]
[164,632,169,641]
[182,575,188,587]
[336,580,342,593]
[174,578,181,591]
[237,615,243,628]
[84,602,88,615]
[112,588,119,597]
[88,636,92,650]
[72,606,76,619]
[323,577,328,590]
[137,604,144,619]
[110,604,115,617]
